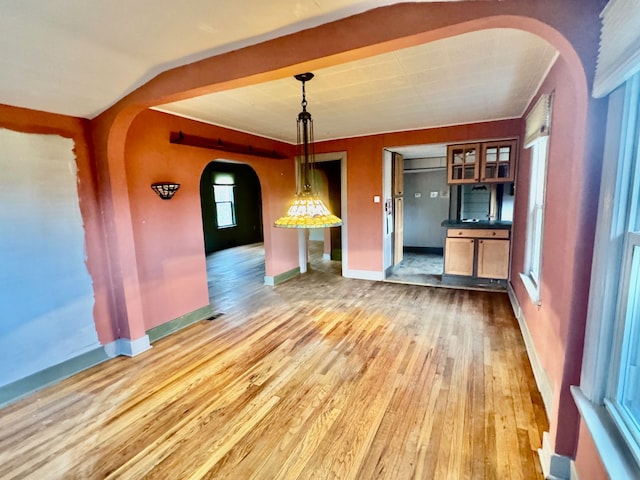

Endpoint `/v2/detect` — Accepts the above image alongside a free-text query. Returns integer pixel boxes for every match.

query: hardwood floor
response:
[0,243,547,479]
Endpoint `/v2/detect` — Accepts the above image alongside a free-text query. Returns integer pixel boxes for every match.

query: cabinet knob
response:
[492,232,496,236]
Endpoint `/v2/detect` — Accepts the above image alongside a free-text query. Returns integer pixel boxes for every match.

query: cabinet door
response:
[477,239,510,279]
[392,152,404,196]
[394,197,404,265]
[444,237,475,276]
[481,140,517,183]
[447,143,480,184]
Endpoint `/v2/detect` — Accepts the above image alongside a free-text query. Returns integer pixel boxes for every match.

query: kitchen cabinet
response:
[480,139,517,183]
[447,139,517,185]
[443,227,510,282]
[443,237,474,276]
[447,143,480,184]
[392,152,404,196]
[477,238,510,279]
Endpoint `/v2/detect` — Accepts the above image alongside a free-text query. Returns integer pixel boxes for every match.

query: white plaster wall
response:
[0,129,99,387]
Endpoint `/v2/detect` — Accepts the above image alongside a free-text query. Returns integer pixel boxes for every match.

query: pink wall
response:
[6,0,600,471]
[125,109,298,330]
[575,419,608,479]
[510,51,605,459]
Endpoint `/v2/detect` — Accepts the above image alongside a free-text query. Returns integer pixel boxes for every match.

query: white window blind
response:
[524,94,552,148]
[593,0,640,98]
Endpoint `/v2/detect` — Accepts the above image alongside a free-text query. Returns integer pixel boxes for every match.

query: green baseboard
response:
[0,305,215,409]
[264,266,300,286]
[146,304,214,343]
[0,346,110,408]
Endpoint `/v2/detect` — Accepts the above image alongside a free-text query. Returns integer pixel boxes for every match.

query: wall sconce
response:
[151,182,180,200]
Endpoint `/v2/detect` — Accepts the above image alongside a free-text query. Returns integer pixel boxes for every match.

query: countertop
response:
[441,219,512,229]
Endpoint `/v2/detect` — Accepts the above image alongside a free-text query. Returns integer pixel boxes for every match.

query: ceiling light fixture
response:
[274,73,342,229]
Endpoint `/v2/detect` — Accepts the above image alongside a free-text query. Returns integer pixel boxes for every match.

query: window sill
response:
[571,386,640,480]
[519,272,541,306]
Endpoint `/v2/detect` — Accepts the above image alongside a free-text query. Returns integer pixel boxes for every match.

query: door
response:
[394,197,404,265]
[392,152,404,265]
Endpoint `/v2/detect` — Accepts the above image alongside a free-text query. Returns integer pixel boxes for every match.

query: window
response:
[575,2,640,476]
[608,232,640,463]
[520,94,553,304]
[575,71,640,478]
[213,184,236,228]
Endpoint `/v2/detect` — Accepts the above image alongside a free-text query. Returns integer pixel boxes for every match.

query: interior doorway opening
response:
[200,160,264,310]
[385,145,448,286]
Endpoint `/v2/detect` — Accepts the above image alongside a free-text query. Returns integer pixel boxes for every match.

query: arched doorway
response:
[200,160,263,253]
[200,160,265,311]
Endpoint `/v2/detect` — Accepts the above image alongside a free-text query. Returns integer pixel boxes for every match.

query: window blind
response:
[593,0,640,98]
[524,94,552,147]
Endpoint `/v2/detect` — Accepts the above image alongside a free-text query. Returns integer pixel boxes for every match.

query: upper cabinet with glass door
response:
[447,139,517,184]
[481,139,517,183]
[447,143,480,184]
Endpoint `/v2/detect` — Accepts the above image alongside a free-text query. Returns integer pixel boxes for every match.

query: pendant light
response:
[274,73,342,228]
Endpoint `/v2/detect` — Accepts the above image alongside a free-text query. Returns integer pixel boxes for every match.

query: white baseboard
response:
[507,283,553,418]
[343,268,384,281]
[104,335,151,357]
[539,432,575,480]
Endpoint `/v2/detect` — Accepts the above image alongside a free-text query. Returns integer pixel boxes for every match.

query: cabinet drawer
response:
[447,228,509,239]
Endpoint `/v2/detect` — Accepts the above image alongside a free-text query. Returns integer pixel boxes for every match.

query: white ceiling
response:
[0,0,557,156]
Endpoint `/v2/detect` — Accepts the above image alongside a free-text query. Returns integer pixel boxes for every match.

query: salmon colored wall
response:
[82,0,605,467]
[125,109,298,330]
[316,120,521,271]
[510,52,605,457]
[90,1,603,344]
[575,419,608,479]
[0,104,114,344]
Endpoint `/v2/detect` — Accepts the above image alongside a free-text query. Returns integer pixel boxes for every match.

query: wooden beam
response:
[169,131,288,159]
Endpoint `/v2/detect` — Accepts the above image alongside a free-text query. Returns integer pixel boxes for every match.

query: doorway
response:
[200,160,265,309]
[385,145,449,286]
[305,152,346,276]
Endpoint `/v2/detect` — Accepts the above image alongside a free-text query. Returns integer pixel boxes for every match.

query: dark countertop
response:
[441,219,512,229]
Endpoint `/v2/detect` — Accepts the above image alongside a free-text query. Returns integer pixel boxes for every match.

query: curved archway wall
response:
[124,109,297,332]
[89,0,606,473]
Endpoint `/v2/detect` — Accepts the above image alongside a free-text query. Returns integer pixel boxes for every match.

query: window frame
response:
[520,94,552,305]
[213,183,236,229]
[575,72,640,479]
[606,233,640,464]
[521,135,550,304]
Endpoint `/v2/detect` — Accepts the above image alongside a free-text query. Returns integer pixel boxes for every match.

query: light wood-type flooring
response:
[0,243,547,479]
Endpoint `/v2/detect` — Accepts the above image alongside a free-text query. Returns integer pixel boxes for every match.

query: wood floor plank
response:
[0,243,548,479]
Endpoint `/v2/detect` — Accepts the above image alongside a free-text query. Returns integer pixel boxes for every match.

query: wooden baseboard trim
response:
[0,346,110,408]
[147,305,213,343]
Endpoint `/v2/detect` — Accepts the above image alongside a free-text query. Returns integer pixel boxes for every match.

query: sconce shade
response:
[275,72,342,229]
[151,182,180,200]
[275,193,342,228]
